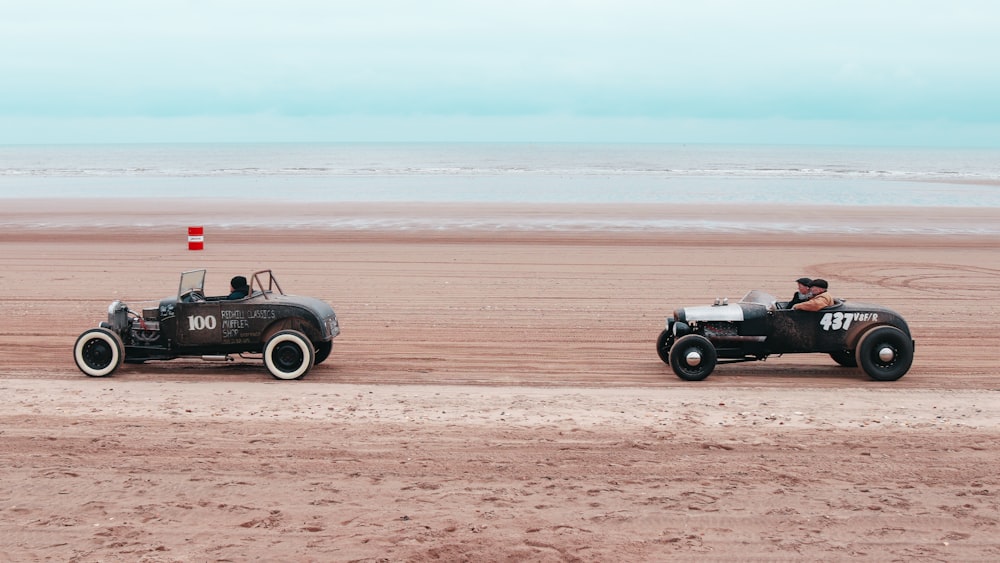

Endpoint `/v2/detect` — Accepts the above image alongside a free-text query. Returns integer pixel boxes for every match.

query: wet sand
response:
[1,199,999,561]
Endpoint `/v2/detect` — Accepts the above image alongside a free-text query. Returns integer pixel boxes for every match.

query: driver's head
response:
[796,277,812,293]
[231,275,248,290]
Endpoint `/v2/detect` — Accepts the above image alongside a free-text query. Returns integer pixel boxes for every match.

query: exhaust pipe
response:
[201,355,233,362]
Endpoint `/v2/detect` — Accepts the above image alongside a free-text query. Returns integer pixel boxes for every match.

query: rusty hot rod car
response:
[73,269,339,380]
[656,290,914,381]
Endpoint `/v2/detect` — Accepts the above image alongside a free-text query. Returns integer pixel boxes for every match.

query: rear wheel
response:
[856,326,913,381]
[264,330,314,380]
[74,328,124,377]
[656,330,673,364]
[669,334,717,381]
[830,349,857,367]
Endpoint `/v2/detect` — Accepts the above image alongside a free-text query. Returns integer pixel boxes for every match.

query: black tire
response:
[73,328,124,377]
[313,340,333,365]
[668,334,717,381]
[656,329,674,364]
[856,326,913,381]
[264,330,315,380]
[830,349,857,367]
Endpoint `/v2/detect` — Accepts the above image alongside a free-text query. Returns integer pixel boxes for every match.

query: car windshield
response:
[740,289,778,305]
[178,269,206,297]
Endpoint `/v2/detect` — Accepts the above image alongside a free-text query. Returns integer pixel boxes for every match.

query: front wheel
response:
[313,340,333,365]
[74,328,124,377]
[264,330,315,380]
[656,330,674,364]
[856,326,913,381]
[669,334,717,381]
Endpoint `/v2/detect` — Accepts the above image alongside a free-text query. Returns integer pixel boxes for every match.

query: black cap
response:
[231,275,248,288]
[809,278,828,289]
[796,277,812,285]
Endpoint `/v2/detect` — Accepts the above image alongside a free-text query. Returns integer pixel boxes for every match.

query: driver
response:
[227,276,250,300]
[788,277,812,308]
[792,279,834,311]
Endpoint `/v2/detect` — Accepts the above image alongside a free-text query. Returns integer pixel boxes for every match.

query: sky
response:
[2,0,999,146]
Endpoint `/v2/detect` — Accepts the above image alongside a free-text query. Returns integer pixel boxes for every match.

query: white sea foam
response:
[11,215,1000,237]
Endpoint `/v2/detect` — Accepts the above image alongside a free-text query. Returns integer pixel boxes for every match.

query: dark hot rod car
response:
[73,269,339,380]
[656,290,914,381]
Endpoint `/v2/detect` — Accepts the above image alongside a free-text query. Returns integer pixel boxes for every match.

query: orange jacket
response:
[792,291,835,311]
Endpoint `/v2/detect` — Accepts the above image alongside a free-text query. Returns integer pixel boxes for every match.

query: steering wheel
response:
[182,290,205,303]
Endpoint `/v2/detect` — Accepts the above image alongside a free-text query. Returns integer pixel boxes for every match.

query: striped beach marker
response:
[188,226,204,250]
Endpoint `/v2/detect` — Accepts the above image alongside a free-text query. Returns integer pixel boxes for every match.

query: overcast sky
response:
[2,1,998,146]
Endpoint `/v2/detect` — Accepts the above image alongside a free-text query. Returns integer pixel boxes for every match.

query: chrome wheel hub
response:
[685,350,702,367]
[878,346,895,363]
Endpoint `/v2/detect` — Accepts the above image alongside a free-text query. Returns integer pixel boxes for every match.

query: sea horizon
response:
[2,142,999,236]
[3,142,999,208]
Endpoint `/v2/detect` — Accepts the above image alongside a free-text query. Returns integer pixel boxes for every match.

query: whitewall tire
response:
[73,328,124,377]
[264,330,314,380]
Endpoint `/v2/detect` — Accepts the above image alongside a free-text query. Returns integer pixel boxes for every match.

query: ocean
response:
[2,143,999,206]
[2,143,999,235]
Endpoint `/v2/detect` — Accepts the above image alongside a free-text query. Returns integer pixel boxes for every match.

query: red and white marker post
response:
[188,226,204,250]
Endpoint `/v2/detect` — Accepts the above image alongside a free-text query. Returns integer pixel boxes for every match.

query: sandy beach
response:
[2,199,999,561]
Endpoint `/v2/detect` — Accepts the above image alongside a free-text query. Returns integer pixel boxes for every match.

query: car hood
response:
[678,304,745,322]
